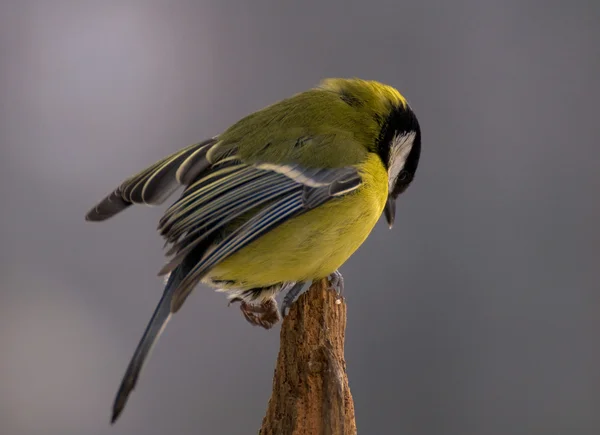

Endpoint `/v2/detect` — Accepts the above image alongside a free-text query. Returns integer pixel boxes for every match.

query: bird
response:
[85,78,421,423]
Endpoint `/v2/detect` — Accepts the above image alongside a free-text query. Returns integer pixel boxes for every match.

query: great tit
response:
[86,78,421,423]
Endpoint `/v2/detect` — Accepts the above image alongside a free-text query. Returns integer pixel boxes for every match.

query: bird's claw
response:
[280,282,306,317]
[328,269,345,301]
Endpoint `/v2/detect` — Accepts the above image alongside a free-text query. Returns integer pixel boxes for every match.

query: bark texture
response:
[259,279,357,435]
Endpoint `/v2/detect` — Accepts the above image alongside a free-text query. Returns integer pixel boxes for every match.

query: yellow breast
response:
[205,153,388,289]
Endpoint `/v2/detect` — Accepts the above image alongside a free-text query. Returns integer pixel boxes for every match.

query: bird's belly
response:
[204,154,388,290]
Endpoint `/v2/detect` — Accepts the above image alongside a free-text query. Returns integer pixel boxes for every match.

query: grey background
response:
[0,1,599,434]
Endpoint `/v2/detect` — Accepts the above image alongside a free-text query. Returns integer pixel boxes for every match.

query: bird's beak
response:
[384,197,396,229]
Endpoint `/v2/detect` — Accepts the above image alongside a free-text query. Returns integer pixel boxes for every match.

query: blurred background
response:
[1,1,599,434]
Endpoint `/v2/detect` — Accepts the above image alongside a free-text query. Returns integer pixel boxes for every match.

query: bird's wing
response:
[85,138,218,221]
[153,142,363,311]
[86,88,371,222]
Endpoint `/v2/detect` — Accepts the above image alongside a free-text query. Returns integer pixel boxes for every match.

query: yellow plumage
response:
[206,153,388,291]
[319,78,409,112]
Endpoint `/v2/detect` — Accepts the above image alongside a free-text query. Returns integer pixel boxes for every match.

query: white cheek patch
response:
[388,132,415,192]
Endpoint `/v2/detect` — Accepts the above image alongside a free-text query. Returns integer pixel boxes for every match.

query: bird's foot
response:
[280,282,306,317]
[240,298,280,329]
[328,269,345,301]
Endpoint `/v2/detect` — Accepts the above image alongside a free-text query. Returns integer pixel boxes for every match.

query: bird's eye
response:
[398,170,409,182]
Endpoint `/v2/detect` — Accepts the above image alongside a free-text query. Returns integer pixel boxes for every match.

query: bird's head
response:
[378,103,421,229]
[319,78,422,228]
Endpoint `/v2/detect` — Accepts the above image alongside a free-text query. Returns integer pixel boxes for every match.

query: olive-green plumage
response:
[220,79,407,168]
[86,78,421,423]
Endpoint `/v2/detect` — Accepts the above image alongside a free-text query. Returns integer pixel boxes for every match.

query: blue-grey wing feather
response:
[86,138,217,221]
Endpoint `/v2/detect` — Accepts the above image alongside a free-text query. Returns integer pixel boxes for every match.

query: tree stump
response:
[259,278,357,435]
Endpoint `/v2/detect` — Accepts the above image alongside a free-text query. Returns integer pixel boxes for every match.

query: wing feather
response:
[161,171,283,244]
[85,138,217,221]
[158,165,259,234]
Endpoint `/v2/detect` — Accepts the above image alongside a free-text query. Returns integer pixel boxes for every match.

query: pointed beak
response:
[384,197,396,229]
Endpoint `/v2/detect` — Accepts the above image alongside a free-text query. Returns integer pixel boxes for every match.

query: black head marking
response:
[376,105,421,198]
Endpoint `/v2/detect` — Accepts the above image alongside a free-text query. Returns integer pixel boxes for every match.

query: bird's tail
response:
[111,268,182,424]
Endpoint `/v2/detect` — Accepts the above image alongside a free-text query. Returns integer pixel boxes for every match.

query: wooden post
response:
[259,278,357,435]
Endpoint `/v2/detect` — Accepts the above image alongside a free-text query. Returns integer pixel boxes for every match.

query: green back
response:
[218,89,382,168]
